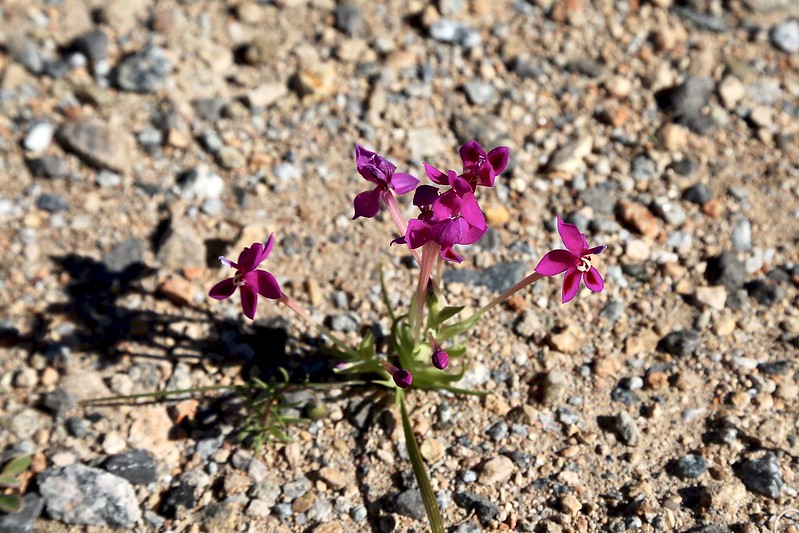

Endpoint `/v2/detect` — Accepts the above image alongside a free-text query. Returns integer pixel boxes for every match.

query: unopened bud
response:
[392,369,413,389]
[431,347,450,370]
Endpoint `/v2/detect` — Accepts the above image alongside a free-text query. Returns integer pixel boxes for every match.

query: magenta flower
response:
[209,234,283,320]
[459,140,509,189]
[353,144,419,219]
[534,217,606,304]
[397,184,487,263]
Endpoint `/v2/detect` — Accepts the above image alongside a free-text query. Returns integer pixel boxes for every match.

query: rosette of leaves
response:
[0,455,32,513]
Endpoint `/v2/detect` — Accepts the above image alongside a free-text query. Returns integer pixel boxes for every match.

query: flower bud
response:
[431,347,449,370]
[392,369,413,389]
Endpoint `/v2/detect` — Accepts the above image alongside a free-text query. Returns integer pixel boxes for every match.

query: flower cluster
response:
[388,141,509,263]
[209,141,607,391]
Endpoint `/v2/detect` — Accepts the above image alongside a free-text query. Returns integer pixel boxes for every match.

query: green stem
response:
[280,295,360,359]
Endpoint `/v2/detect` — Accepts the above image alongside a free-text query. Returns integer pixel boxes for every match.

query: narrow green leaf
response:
[400,395,445,533]
[437,314,480,341]
[436,305,464,325]
[2,455,31,477]
[357,330,375,358]
[438,385,490,396]
[0,475,20,487]
[0,495,23,513]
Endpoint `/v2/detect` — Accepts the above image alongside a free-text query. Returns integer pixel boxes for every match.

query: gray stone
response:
[192,98,227,122]
[282,476,311,500]
[631,153,657,181]
[103,449,157,485]
[746,279,784,306]
[71,30,109,62]
[66,417,87,438]
[7,35,43,74]
[0,493,44,533]
[103,238,145,273]
[707,252,746,290]
[214,146,246,170]
[39,463,141,528]
[115,47,173,93]
[659,330,701,357]
[674,454,707,479]
[669,157,697,176]
[673,6,730,32]
[24,122,55,153]
[328,312,359,332]
[58,120,133,173]
[599,300,624,323]
[566,57,603,78]
[42,387,77,417]
[652,197,686,227]
[464,82,496,106]
[385,490,424,520]
[156,220,205,271]
[663,77,715,134]
[580,183,615,214]
[486,420,508,441]
[612,410,639,446]
[683,183,711,204]
[27,156,67,179]
[350,504,367,522]
[36,194,69,213]
[335,3,364,36]
[771,20,799,54]
[454,492,500,525]
[737,453,783,499]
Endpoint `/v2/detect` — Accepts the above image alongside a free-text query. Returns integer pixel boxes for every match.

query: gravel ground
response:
[1,0,799,531]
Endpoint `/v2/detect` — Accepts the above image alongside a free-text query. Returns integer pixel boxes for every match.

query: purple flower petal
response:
[354,144,395,185]
[561,267,582,304]
[423,163,450,185]
[237,243,262,273]
[433,189,462,220]
[460,222,487,245]
[440,245,464,263]
[390,172,419,195]
[584,266,604,293]
[459,140,486,168]
[429,219,460,247]
[261,233,275,262]
[450,175,472,195]
[245,270,282,299]
[405,218,432,249]
[352,188,383,219]
[535,249,578,276]
[239,284,258,320]
[487,146,509,176]
[557,216,586,256]
[413,185,440,207]
[586,245,607,256]
[209,277,236,300]
[459,192,486,230]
